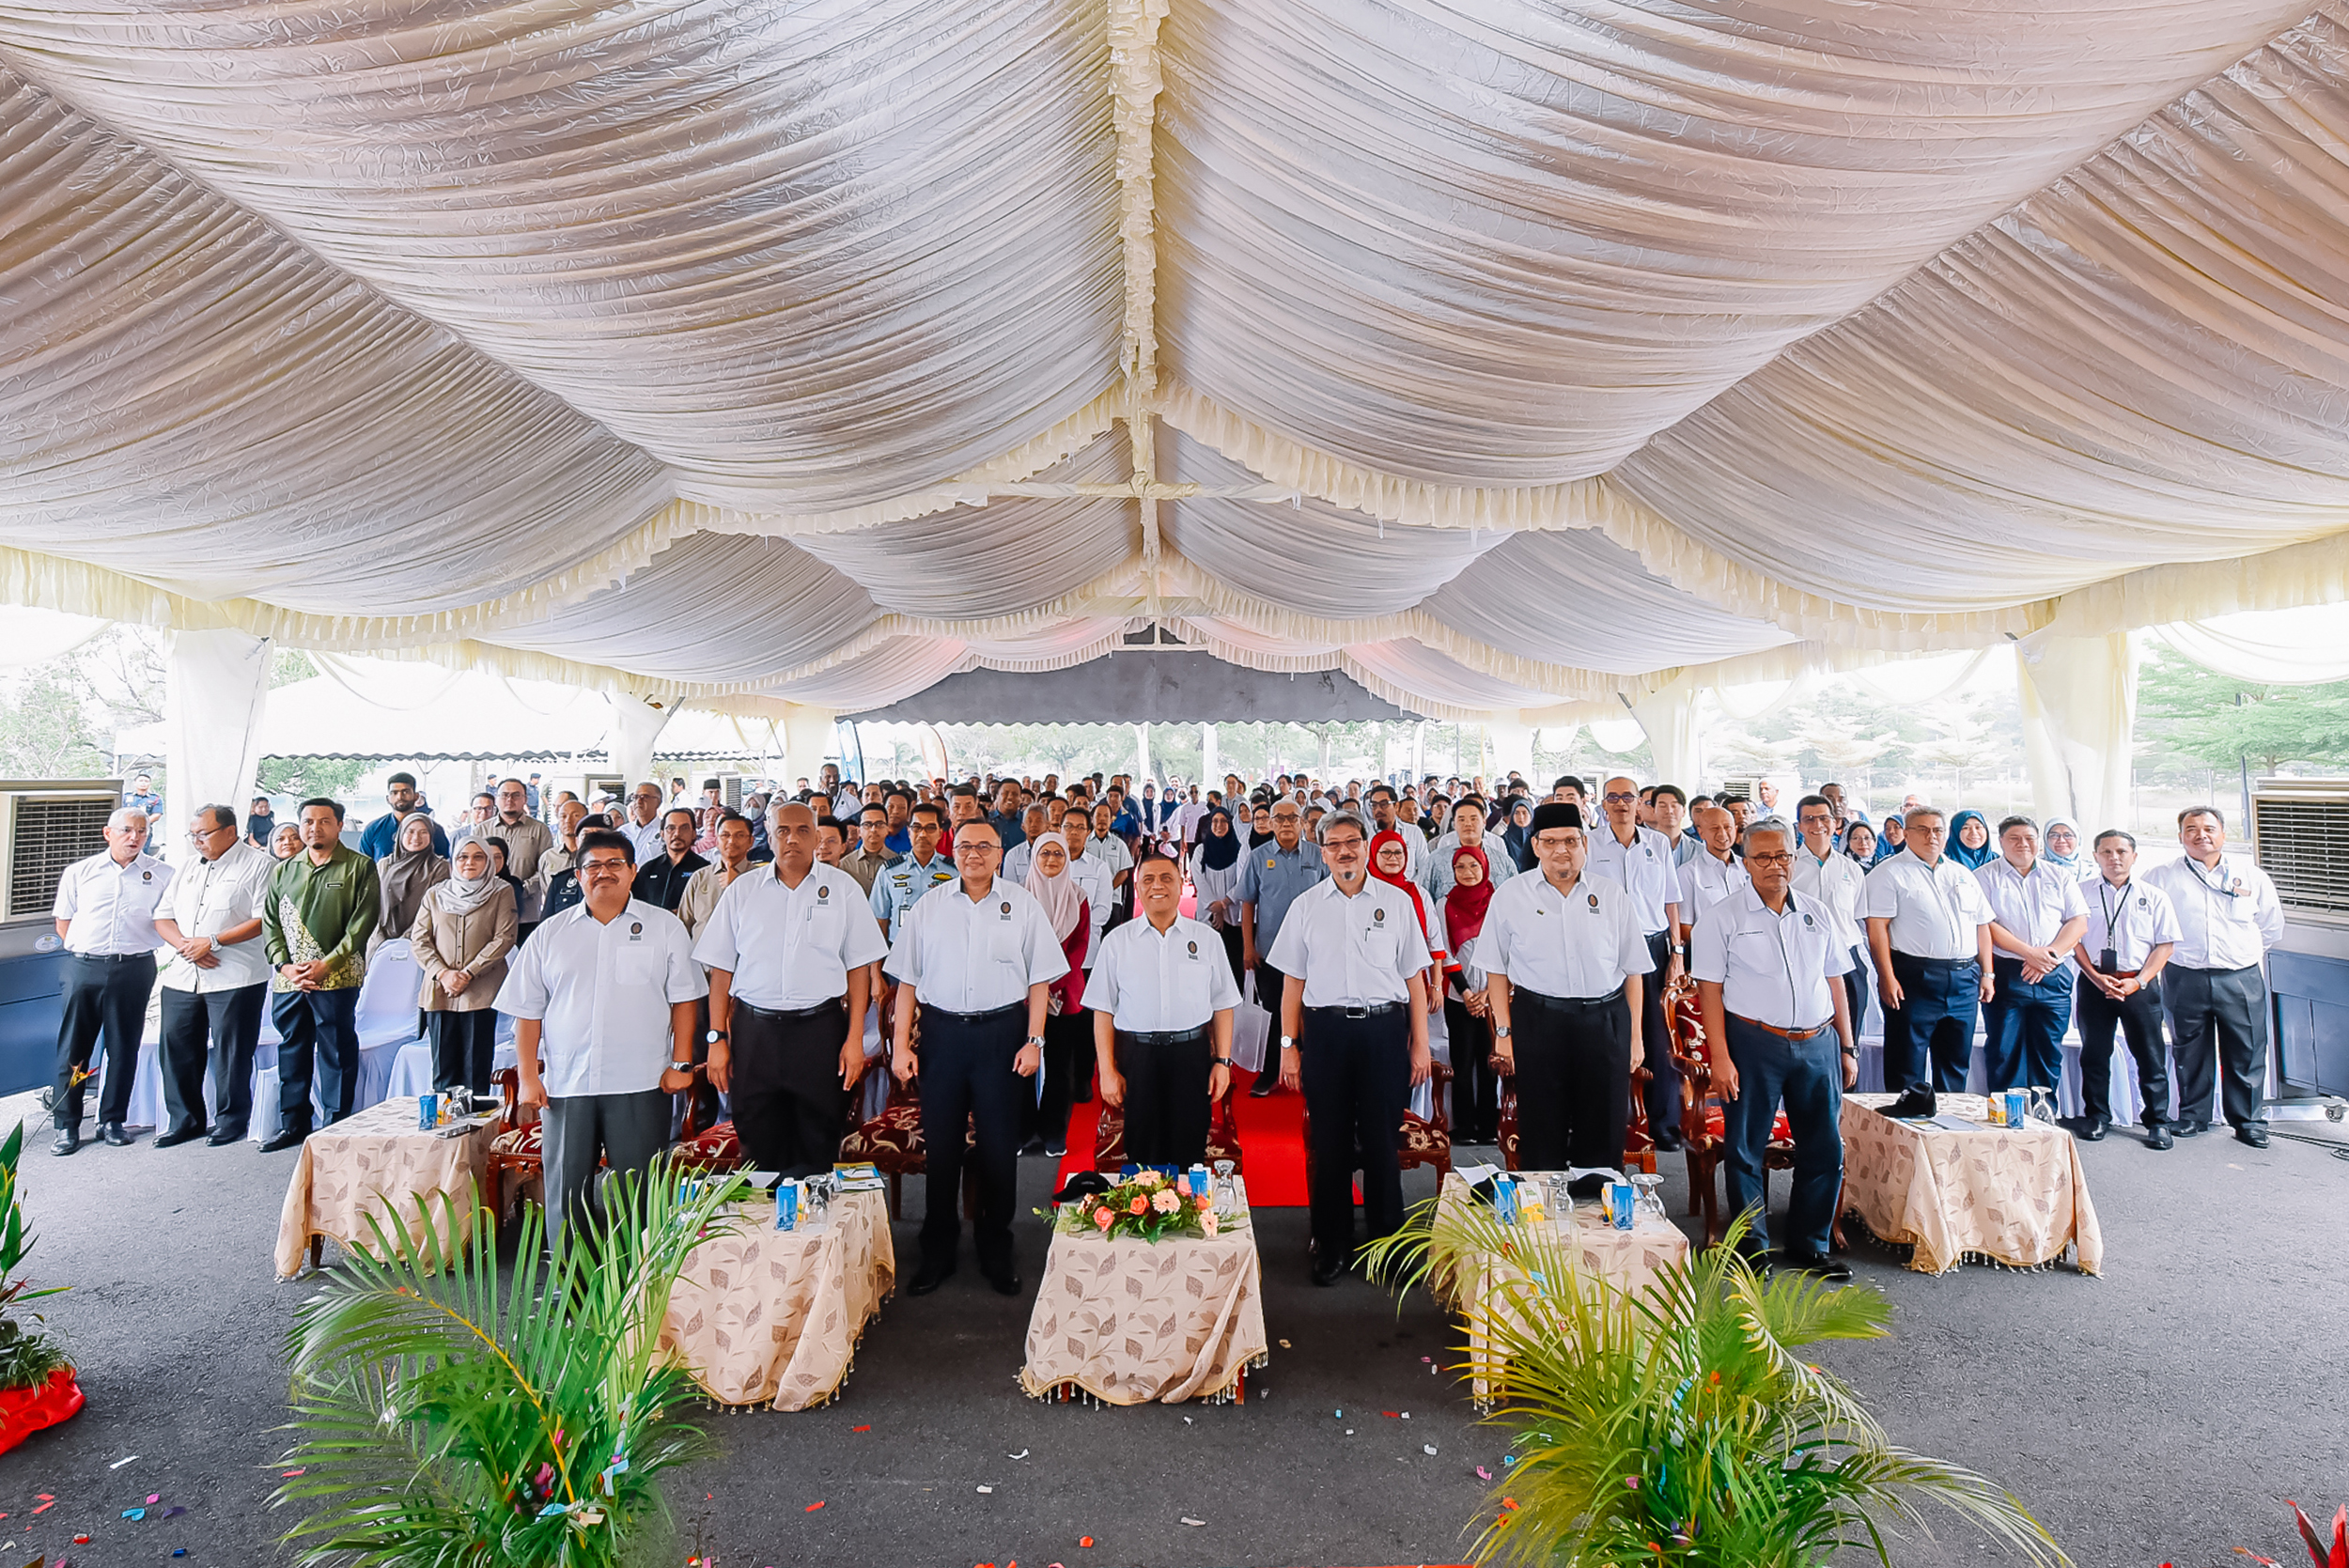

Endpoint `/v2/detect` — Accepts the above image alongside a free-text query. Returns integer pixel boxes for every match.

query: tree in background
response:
[2135,647,2349,778]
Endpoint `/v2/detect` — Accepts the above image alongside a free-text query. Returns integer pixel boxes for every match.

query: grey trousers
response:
[539,1089,671,1251]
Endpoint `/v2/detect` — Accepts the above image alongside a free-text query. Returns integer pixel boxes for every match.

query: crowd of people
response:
[52,760,2283,1288]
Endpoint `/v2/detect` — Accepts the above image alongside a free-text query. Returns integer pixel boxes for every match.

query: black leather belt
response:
[1893,954,1976,971]
[1515,985,1625,1010]
[1306,1001,1400,1020]
[922,1001,1025,1024]
[69,951,154,963]
[1116,1025,1208,1046]
[737,998,840,1022]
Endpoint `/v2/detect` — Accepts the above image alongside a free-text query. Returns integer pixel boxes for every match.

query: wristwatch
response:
[1493,1025,1513,1040]
[1212,1056,1235,1067]
[669,1059,693,1073]
[1279,1034,1297,1052]
[1026,1034,1046,1048]
[705,1029,726,1045]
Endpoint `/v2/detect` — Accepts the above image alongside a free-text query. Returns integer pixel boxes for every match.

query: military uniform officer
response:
[694,804,887,1177]
[1088,853,1242,1168]
[868,802,957,941]
[884,820,1067,1297]
[1691,819,1857,1279]
[2068,829,2180,1147]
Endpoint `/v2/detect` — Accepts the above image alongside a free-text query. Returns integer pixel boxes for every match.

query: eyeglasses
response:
[1601,791,1639,804]
[1747,852,1796,866]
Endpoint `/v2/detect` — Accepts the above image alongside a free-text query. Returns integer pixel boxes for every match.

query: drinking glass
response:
[1212,1158,1238,1212]
[1630,1171,1666,1221]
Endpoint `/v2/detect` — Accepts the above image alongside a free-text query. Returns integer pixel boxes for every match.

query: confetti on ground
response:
[174,1553,189,1560]
[147,1494,161,1505]
[1421,1356,1432,1362]
[1079,1538,1094,1548]
[1278,1339,1290,1348]
[1382,1410,1398,1418]
[804,1502,825,1513]
[975,1486,993,1495]
[1345,1429,1354,1436]
[1423,1445,1439,1456]
[1402,1411,1411,1420]
[1180,1517,1206,1527]
[851,1425,870,1433]
[31,1501,56,1515]
[109,1455,140,1468]
[282,1468,306,1477]
[74,1533,92,1543]
[1477,1467,1492,1480]
[1181,1417,1191,1425]
[123,1507,147,1520]
[1008,1450,1029,1459]
[160,1507,187,1520]
[1501,1498,1519,1511]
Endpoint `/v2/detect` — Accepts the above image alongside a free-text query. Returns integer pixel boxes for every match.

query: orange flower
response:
[1092,1207,1113,1229]
[1128,1195,1148,1214]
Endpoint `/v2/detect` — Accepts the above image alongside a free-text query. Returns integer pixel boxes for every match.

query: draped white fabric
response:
[3,0,2348,723]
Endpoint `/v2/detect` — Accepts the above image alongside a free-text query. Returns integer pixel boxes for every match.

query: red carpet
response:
[1050,1064,1309,1205]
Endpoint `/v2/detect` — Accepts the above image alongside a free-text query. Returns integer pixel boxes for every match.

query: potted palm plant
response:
[1363,1205,2068,1567]
[0,1121,80,1456]
[274,1165,751,1567]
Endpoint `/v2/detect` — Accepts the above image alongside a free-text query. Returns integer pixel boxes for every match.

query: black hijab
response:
[1200,806,1239,871]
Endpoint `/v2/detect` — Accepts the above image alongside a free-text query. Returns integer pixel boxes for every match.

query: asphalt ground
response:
[1,1086,2343,1568]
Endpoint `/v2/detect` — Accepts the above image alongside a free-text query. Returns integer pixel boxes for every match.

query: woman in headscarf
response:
[1505,798,1537,871]
[1248,802,1274,849]
[1842,819,1878,866]
[373,812,448,957]
[410,837,517,1094]
[1432,843,1500,1144]
[1023,833,1092,1158]
[1871,814,1906,865]
[2042,817,2083,875]
[1948,810,1995,869]
[1368,829,1447,1001]
[1188,806,1246,983]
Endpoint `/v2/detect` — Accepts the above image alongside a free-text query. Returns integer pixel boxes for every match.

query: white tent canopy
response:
[6,0,2349,736]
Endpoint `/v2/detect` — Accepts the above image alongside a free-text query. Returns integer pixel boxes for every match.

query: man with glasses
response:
[490,777,555,940]
[1978,816,2088,1095]
[502,830,702,1250]
[2143,807,2284,1147]
[884,819,1066,1297]
[153,804,274,1147]
[619,783,668,865]
[50,808,176,1154]
[1863,806,1994,1116]
[2067,830,2180,1147]
[1586,777,1688,1153]
[1692,818,1856,1280]
[1237,799,1326,1098]
[869,802,957,943]
[1268,812,1432,1285]
[1791,794,1868,1038]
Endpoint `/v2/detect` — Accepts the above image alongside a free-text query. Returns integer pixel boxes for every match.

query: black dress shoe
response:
[1882,1088,1937,1120]
[1778,1251,1853,1282]
[1311,1258,1346,1287]
[2171,1118,2209,1138]
[1652,1130,1685,1153]
[2143,1123,2175,1151]
[2058,1115,2107,1141]
[258,1126,310,1154]
[50,1129,78,1157]
[2234,1124,2270,1149]
[154,1125,208,1149]
[207,1126,244,1146]
[98,1122,134,1147]
[1017,1136,1049,1157]
[1248,1076,1278,1098]
[908,1262,956,1296]
[985,1268,1021,1297]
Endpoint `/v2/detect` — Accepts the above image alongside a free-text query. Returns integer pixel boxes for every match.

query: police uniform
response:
[1479,868,1653,1174]
[51,848,176,1143]
[1265,877,1430,1267]
[2074,875,2181,1133]
[2143,852,2283,1134]
[1976,857,2087,1093]
[1085,913,1242,1166]
[1689,884,1853,1260]
[867,850,957,940]
[156,835,274,1142]
[883,879,1068,1281]
[1586,823,1688,1150]
[1862,850,1993,1092]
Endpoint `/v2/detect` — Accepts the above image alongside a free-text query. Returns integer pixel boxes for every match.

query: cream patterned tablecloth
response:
[273,1096,494,1278]
[1840,1094,2103,1276]
[1020,1180,1268,1405]
[660,1188,895,1411]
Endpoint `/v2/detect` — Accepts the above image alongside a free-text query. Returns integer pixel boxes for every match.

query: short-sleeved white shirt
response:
[1679,850,1751,925]
[1264,877,1432,1009]
[2143,853,2285,970]
[1065,848,1112,967]
[1975,858,2087,947]
[1085,915,1243,1032]
[1863,850,1994,960]
[882,879,1070,1013]
[1583,825,1685,934]
[691,862,889,1009]
[53,850,175,955]
[499,899,708,1097]
[1789,848,1866,950]
[1689,884,1853,1031]
[159,838,274,991]
[1478,869,1654,1000]
[1087,833,1135,878]
[2079,877,2184,972]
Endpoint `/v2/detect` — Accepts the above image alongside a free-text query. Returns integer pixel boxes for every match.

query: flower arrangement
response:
[1061,1169,1217,1242]
[0,1121,80,1456]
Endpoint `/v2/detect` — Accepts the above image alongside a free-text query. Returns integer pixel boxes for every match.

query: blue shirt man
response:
[868,807,957,941]
[357,772,450,859]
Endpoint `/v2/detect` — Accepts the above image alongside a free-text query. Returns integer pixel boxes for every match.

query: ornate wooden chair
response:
[488,1066,542,1221]
[1668,980,1802,1246]
[1495,1048,1656,1175]
[1301,1057,1456,1187]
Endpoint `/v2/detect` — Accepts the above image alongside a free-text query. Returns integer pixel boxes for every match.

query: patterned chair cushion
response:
[490,1124,542,1158]
[1093,1098,1244,1173]
[1397,1113,1449,1166]
[1700,1105,1795,1149]
[673,1119,742,1170]
[840,1101,926,1172]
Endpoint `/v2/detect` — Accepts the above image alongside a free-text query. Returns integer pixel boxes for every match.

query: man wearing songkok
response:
[1862,806,1994,1115]
[1090,853,1241,1168]
[695,804,887,1178]
[501,830,701,1250]
[2143,807,2284,1147]
[262,798,381,1148]
[884,819,1066,1297]
[1480,802,1652,1189]
[1978,816,2088,1094]
[153,804,273,1147]
[2066,830,2180,1148]
[1268,812,1432,1285]
[1585,776,1688,1153]
[1693,819,1857,1280]
[50,807,175,1154]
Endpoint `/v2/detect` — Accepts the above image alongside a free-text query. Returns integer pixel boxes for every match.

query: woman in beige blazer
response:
[408,838,518,1094]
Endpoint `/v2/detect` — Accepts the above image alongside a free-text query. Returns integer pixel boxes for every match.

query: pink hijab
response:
[1023,835,1085,944]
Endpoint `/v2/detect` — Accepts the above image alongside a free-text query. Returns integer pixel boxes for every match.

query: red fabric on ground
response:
[1051,1065,1309,1206]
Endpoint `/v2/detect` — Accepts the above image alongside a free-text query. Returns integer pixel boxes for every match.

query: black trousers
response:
[1443,995,1497,1143]
[1034,1006,1093,1147]
[1118,1027,1212,1168]
[428,1009,499,1095]
[1841,946,1869,1040]
[55,953,154,1129]
[1301,1005,1409,1264]
[1884,954,1981,1092]
[273,986,361,1132]
[1512,986,1631,1172]
[732,1000,851,1178]
[2076,973,2171,1126]
[158,982,263,1137]
[1640,930,1679,1143]
[915,1003,1027,1273]
[1216,922,1244,986]
[2162,964,2268,1130]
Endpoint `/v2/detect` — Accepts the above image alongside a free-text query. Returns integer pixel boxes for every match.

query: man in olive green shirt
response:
[261,797,381,1148]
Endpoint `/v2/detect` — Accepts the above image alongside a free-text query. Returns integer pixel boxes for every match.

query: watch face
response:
[705,1030,723,1044]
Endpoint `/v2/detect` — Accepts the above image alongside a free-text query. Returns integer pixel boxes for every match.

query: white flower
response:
[1151,1189,1181,1214]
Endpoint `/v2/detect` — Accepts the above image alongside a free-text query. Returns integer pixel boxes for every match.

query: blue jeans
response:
[1885,954,1981,1092]
[1722,1015,1843,1258]
[1983,958,2073,1092]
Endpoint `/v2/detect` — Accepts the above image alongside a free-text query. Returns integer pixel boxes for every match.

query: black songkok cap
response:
[1528,801,1583,835]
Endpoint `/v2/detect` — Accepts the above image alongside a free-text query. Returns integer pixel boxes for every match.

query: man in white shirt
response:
[49,808,176,1155]
[2143,806,2285,1146]
[2068,829,2180,1147]
[501,829,704,1250]
[1692,818,1857,1279]
[884,819,1067,1297]
[1481,802,1653,1187]
[1791,794,1868,1035]
[1059,809,1112,977]
[152,804,273,1146]
[1086,800,1134,899]
[695,804,888,1178]
[1089,854,1242,1168]
[1977,816,2088,1094]
[1585,777,1688,1154]
[1268,811,1433,1285]
[1862,807,1995,1113]
[618,782,668,865]
[1679,803,1750,924]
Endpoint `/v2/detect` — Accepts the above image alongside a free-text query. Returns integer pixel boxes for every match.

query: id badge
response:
[2099,947,2118,972]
